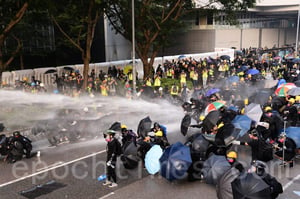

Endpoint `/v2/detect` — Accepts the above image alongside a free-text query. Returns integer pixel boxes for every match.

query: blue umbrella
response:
[284,127,300,148]
[178,55,186,59]
[277,78,286,88]
[227,76,239,83]
[231,115,252,138]
[247,68,260,75]
[159,142,192,181]
[292,58,300,64]
[206,88,220,97]
[145,145,163,175]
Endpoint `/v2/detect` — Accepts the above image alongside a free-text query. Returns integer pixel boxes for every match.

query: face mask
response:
[105,137,111,142]
[227,158,234,163]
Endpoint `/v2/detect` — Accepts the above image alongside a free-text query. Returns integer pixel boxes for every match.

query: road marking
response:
[98,192,115,199]
[283,173,300,191]
[0,150,106,188]
[36,161,64,172]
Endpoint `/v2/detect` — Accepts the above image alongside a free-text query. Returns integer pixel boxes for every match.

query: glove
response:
[106,160,111,166]
[232,140,241,145]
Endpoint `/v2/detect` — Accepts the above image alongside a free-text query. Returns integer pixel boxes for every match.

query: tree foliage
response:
[104,0,255,79]
[50,0,105,88]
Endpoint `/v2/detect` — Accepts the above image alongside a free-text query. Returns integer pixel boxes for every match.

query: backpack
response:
[159,125,167,137]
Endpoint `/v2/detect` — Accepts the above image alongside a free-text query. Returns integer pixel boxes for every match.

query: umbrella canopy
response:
[123,65,133,74]
[204,100,226,115]
[284,127,300,148]
[216,167,240,199]
[244,103,263,123]
[145,145,163,174]
[137,116,152,138]
[63,66,74,71]
[187,133,210,154]
[206,88,220,97]
[178,55,186,59]
[236,65,248,73]
[294,80,300,87]
[180,114,191,136]
[275,83,297,97]
[121,141,139,169]
[109,122,121,131]
[232,115,252,138]
[247,68,260,75]
[227,76,240,83]
[276,79,286,88]
[287,87,300,96]
[201,155,231,185]
[292,58,300,64]
[232,172,271,199]
[159,142,192,181]
[220,55,231,61]
[44,69,57,74]
[234,50,243,56]
[248,90,272,105]
[203,111,221,132]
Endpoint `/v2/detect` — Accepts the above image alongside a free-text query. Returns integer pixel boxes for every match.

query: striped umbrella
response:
[204,100,226,115]
[275,83,296,97]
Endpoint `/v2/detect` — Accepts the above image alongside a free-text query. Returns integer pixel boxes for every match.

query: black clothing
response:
[106,138,121,183]
[262,174,283,199]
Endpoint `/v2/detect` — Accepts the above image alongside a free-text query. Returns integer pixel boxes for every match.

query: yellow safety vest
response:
[154,77,161,86]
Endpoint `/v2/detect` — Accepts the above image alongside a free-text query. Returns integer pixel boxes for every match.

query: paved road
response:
[0,91,300,199]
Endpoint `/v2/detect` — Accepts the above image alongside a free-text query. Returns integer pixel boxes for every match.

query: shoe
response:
[108,182,118,188]
[102,180,111,186]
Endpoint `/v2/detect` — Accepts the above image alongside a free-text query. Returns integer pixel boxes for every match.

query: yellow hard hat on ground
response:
[227,151,238,159]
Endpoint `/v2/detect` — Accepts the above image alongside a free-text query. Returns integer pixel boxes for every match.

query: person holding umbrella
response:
[249,161,283,199]
[102,130,122,188]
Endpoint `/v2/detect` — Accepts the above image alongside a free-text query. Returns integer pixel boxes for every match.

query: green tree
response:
[50,0,104,89]
[104,0,255,79]
[0,0,29,73]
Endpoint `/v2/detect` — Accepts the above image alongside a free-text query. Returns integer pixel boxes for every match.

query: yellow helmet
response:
[199,115,205,121]
[244,98,248,105]
[217,122,224,129]
[227,151,238,159]
[264,106,272,112]
[288,98,295,104]
[121,124,127,129]
[296,96,300,101]
[155,130,163,137]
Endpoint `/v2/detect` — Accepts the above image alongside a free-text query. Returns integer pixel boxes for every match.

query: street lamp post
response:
[296,1,300,57]
[132,0,136,97]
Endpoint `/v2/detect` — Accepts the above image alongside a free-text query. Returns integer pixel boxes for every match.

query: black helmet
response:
[13,131,21,137]
[254,160,266,176]
[154,122,160,128]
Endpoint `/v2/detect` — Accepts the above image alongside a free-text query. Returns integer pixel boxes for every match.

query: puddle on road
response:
[19,180,67,199]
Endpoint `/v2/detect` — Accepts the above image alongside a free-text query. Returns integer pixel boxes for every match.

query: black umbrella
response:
[294,80,300,87]
[137,116,152,138]
[201,154,231,185]
[232,172,271,199]
[216,167,240,199]
[109,122,121,131]
[63,66,74,71]
[220,55,231,61]
[181,115,191,136]
[203,111,221,132]
[121,141,139,169]
[248,90,272,106]
[186,133,210,154]
[44,69,57,74]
